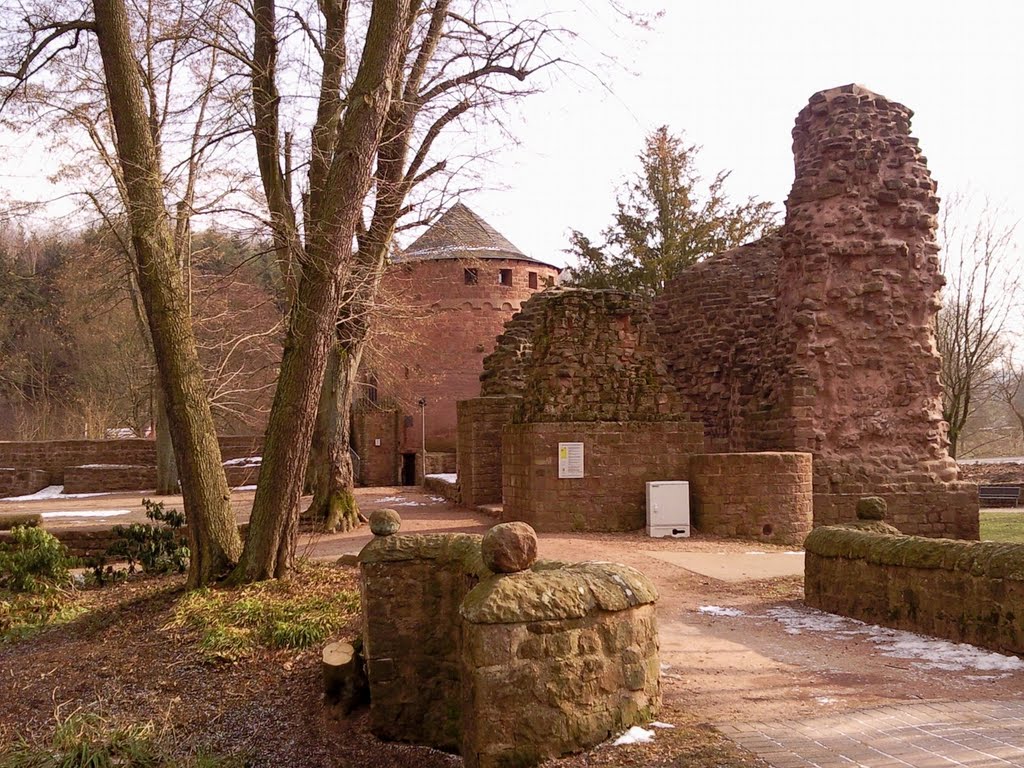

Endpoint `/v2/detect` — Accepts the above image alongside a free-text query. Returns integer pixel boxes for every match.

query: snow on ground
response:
[40,510,132,519]
[766,605,1024,673]
[1,485,114,502]
[372,494,448,507]
[699,605,745,617]
[232,485,257,492]
[612,726,655,746]
[224,456,261,466]
[425,473,457,483]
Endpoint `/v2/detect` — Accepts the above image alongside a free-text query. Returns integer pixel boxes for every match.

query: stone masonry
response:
[652,84,978,538]
[805,509,1024,654]
[688,452,813,546]
[358,516,660,767]
[456,396,522,507]
[474,288,704,531]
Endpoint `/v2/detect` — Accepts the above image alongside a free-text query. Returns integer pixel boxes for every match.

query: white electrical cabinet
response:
[646,481,690,538]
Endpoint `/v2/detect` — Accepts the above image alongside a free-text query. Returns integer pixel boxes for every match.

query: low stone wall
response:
[502,421,704,532]
[0,435,263,487]
[457,396,522,507]
[64,465,157,494]
[805,516,1024,654]
[0,468,50,498]
[689,452,813,545]
[814,485,979,540]
[359,517,660,767]
[423,475,458,503]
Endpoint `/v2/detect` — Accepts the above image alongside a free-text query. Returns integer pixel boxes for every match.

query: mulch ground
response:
[0,567,764,768]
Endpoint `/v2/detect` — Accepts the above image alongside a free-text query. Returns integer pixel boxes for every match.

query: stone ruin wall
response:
[358,520,660,767]
[472,289,706,531]
[653,84,978,538]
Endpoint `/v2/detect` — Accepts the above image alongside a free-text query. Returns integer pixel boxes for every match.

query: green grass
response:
[0,713,244,767]
[0,590,85,645]
[980,511,1024,544]
[168,562,360,662]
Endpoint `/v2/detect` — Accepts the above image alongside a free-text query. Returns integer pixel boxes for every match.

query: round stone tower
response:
[373,203,560,471]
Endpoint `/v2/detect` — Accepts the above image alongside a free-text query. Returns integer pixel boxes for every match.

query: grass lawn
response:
[980,511,1024,543]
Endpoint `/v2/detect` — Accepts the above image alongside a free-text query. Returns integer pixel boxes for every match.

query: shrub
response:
[0,526,72,593]
[107,498,189,575]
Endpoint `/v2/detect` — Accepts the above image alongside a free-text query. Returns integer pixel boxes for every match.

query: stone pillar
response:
[456,396,522,507]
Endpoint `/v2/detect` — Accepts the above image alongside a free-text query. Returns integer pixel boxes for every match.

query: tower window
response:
[464,267,478,285]
[498,268,512,286]
[528,271,538,289]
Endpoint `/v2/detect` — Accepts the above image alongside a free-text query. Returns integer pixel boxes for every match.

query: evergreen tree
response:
[566,127,777,295]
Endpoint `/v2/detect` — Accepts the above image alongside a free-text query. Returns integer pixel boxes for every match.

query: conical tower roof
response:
[399,202,557,268]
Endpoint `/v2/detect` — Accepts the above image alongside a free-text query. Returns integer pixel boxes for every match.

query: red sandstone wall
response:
[352,409,400,487]
[652,239,786,451]
[502,421,704,532]
[378,258,558,453]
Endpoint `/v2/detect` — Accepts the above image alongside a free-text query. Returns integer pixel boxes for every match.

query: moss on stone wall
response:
[462,561,658,624]
[805,523,1024,581]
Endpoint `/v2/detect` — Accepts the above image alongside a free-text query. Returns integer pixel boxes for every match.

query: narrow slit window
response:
[499,268,513,286]
[528,271,538,289]
[464,267,478,285]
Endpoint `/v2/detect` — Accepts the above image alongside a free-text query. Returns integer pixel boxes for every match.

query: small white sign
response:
[558,442,585,479]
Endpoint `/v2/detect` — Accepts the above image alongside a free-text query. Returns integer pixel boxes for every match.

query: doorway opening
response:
[401,453,417,486]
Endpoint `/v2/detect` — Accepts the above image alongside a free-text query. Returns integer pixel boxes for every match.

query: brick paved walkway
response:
[721,700,1024,767]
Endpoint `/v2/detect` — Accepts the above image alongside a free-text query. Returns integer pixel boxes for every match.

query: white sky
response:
[0,0,1020,272]
[464,0,1023,267]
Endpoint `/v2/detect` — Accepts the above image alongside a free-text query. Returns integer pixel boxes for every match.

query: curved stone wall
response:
[689,452,813,545]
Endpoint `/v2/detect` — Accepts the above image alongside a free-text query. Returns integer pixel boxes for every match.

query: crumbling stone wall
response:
[689,452,813,545]
[358,519,660,767]
[652,84,977,538]
[805,519,1024,654]
[474,288,703,531]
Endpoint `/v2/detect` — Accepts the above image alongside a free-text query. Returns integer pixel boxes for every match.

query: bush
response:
[106,498,189,575]
[0,526,72,593]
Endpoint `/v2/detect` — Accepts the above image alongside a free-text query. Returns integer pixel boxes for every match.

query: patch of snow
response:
[765,606,1024,673]
[1,485,113,502]
[783,551,804,555]
[425,473,457,483]
[224,456,261,466]
[766,606,851,634]
[816,697,837,705]
[744,551,767,555]
[78,464,140,469]
[612,726,655,746]
[649,721,675,729]
[232,485,257,492]
[429,496,446,503]
[699,605,745,617]
[41,510,133,519]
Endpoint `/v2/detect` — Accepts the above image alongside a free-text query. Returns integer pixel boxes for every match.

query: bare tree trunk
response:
[154,377,179,494]
[232,0,411,582]
[93,0,241,588]
[307,339,362,531]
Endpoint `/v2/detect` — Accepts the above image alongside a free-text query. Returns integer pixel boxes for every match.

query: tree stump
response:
[323,638,368,714]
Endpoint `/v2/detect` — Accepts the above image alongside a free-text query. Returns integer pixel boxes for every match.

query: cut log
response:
[323,637,368,713]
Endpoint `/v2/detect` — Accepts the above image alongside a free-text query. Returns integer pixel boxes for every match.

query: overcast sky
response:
[464,0,1023,268]
[0,0,1019,273]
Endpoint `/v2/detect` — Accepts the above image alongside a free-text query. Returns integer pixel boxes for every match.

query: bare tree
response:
[995,351,1024,455]
[303,1,559,532]
[0,0,243,586]
[936,192,1020,458]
